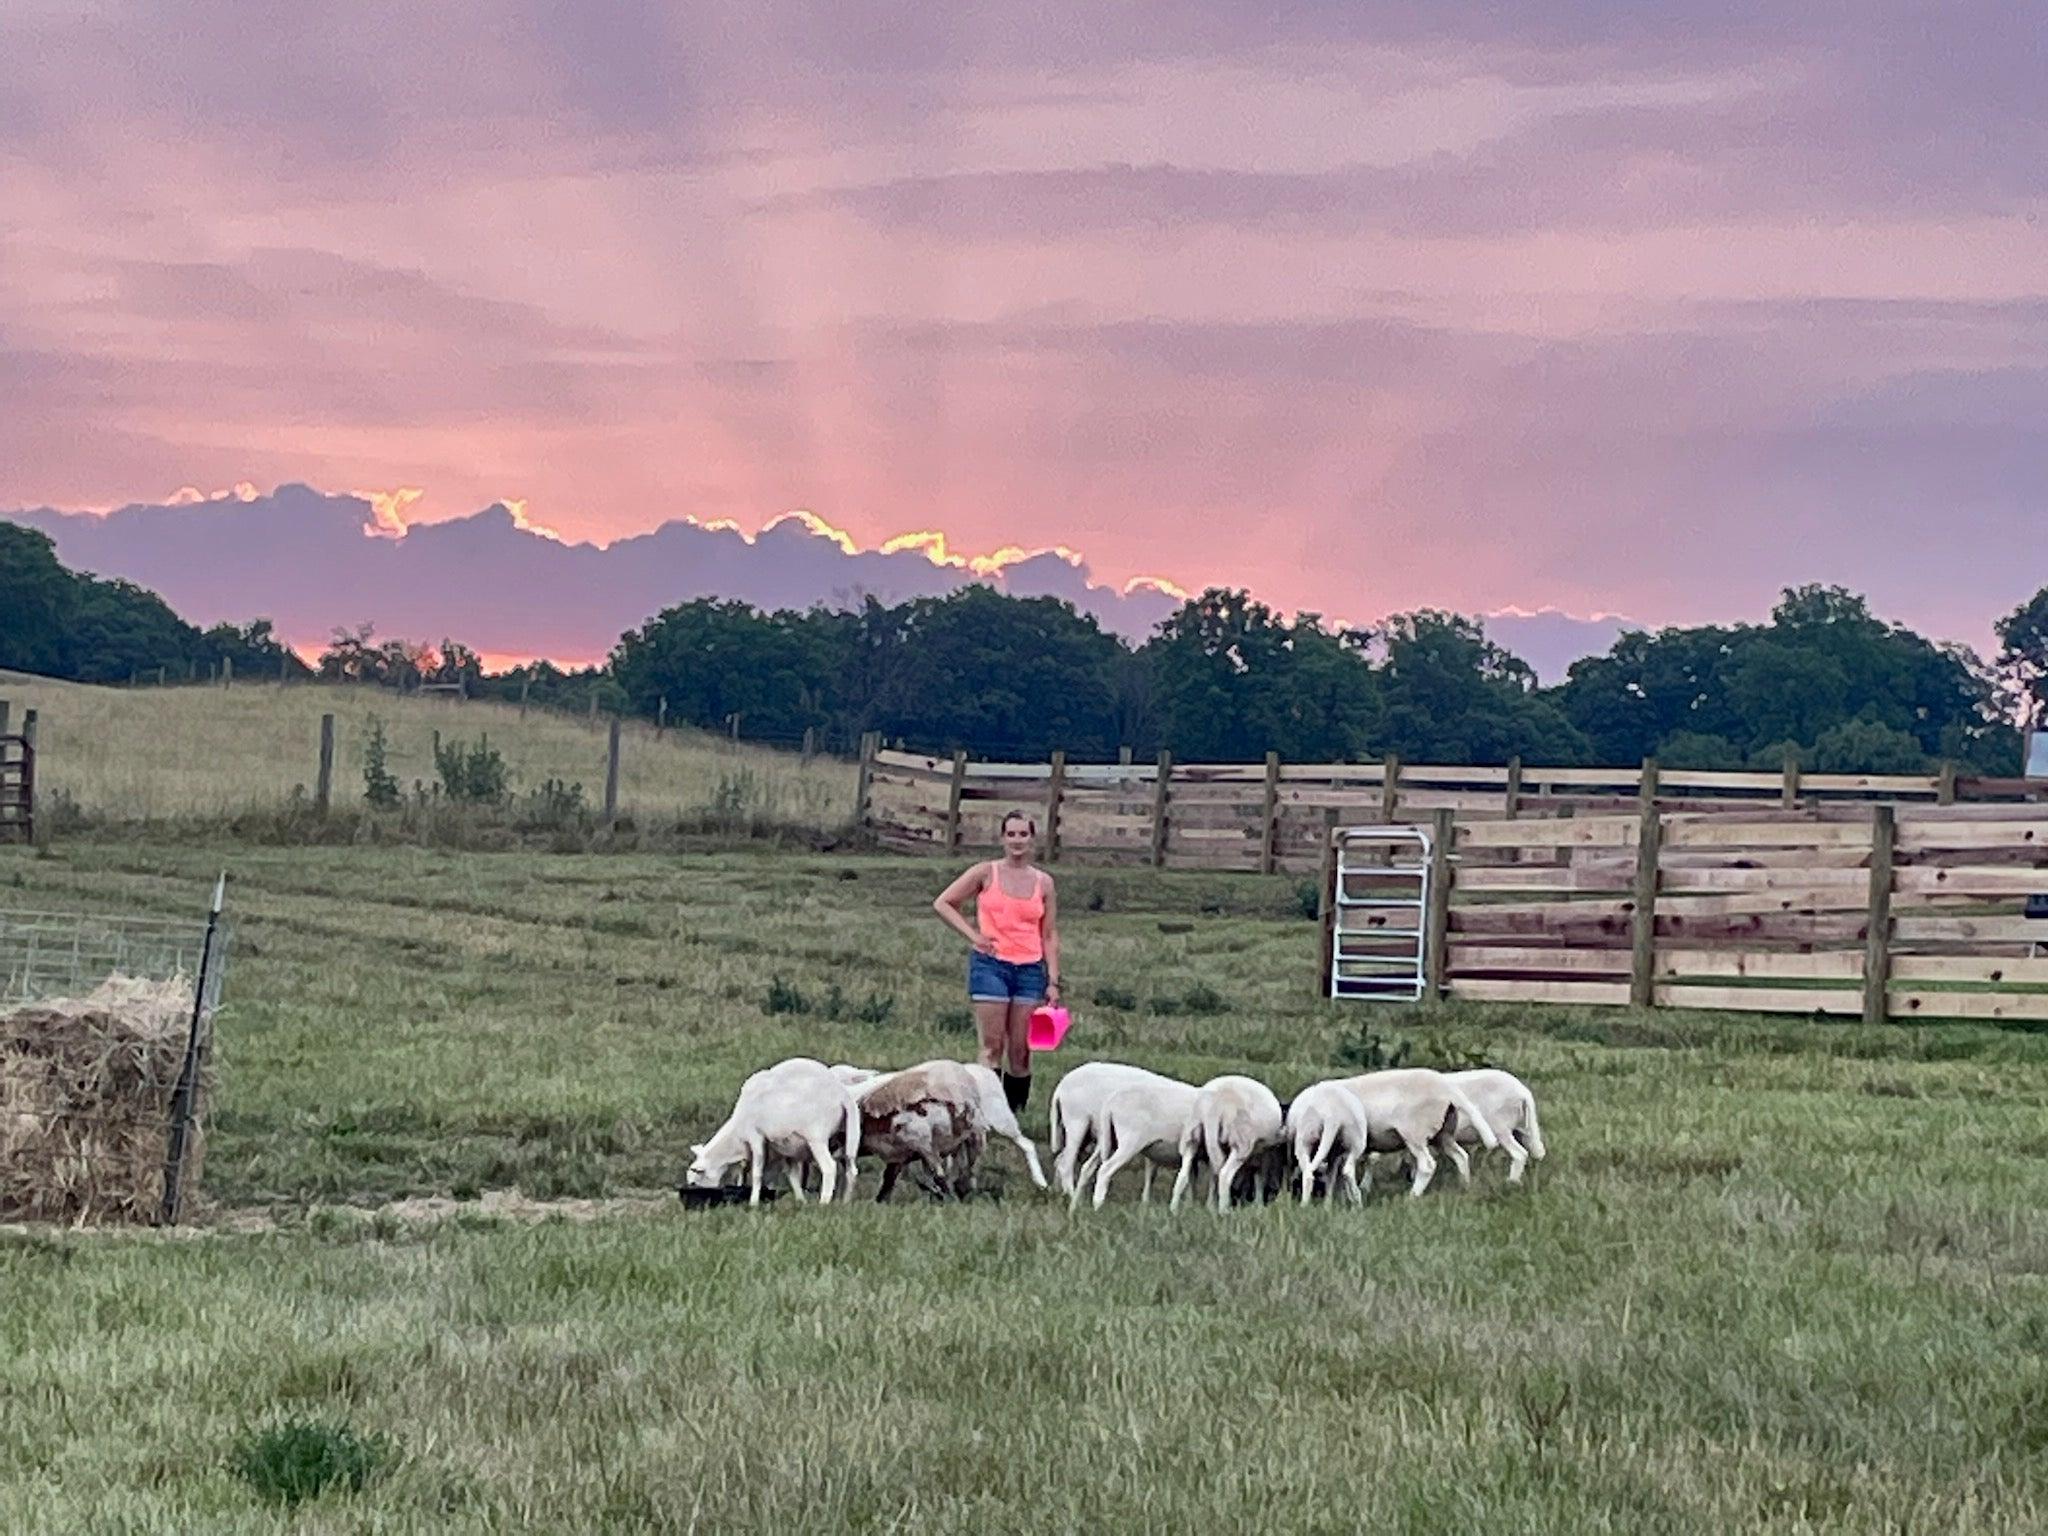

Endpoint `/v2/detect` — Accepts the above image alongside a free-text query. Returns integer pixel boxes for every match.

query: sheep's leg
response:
[875,1161,903,1204]
[1438,1136,1473,1187]
[786,1165,809,1202]
[1092,1138,1146,1210]
[1013,1135,1049,1190]
[1296,1142,1316,1204]
[918,1150,954,1201]
[806,1133,838,1205]
[1057,1128,1091,1197]
[1067,1151,1101,1212]
[1405,1138,1437,1197]
[1215,1151,1245,1213]
[1170,1136,1202,1210]
[746,1134,767,1207]
[1504,1132,1530,1185]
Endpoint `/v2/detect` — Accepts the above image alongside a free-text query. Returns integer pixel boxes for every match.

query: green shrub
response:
[361,717,400,809]
[230,1418,389,1506]
[433,734,509,805]
[763,976,810,1015]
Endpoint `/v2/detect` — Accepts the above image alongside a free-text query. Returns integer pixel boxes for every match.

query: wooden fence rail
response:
[1319,802,2048,1024]
[854,744,2046,1022]
[861,745,2044,875]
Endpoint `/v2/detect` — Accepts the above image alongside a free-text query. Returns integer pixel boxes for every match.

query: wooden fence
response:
[1318,802,2048,1024]
[859,742,2045,875]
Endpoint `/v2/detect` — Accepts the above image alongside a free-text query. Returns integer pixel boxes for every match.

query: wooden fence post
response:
[1118,745,1133,767]
[1046,749,1067,862]
[1259,751,1282,875]
[18,710,33,755]
[1380,752,1402,822]
[519,677,531,719]
[1427,807,1454,1001]
[801,726,816,766]
[1316,821,1340,999]
[945,749,969,851]
[1150,750,1173,867]
[1782,749,1801,809]
[854,731,879,829]
[0,701,9,741]
[221,657,233,689]
[657,697,668,735]
[315,714,336,814]
[604,718,622,825]
[1629,759,1662,1008]
[1504,756,1523,819]
[1936,761,1956,806]
[1863,805,1896,1024]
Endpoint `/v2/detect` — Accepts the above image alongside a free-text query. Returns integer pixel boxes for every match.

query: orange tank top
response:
[977,864,1046,964]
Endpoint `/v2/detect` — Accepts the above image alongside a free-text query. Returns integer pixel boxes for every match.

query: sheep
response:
[684,1058,860,1206]
[1285,1080,1372,1204]
[1048,1061,1186,1197]
[831,1062,1047,1192]
[1084,1078,1202,1210]
[1442,1068,1547,1184]
[1337,1068,1499,1197]
[1184,1074,1286,1212]
[849,1060,987,1202]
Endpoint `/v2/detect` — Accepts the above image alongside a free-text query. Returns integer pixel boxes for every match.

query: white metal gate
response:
[1329,825,1433,1001]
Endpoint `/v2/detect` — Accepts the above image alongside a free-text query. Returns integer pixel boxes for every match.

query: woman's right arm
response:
[933,864,996,952]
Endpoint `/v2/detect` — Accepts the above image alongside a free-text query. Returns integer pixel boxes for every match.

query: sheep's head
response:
[829,1063,879,1087]
[683,1141,742,1189]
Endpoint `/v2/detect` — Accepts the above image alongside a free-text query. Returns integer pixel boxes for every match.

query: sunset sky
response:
[3,2,2044,656]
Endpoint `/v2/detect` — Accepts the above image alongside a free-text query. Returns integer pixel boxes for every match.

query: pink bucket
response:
[1027,1005,1072,1051]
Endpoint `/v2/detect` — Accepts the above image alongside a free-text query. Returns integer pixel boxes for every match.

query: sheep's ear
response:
[689,1142,706,1159]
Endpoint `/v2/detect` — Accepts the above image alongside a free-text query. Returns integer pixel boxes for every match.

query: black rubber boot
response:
[1002,1070,1031,1113]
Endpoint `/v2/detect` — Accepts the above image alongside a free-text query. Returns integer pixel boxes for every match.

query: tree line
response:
[5,519,2044,773]
[0,523,308,685]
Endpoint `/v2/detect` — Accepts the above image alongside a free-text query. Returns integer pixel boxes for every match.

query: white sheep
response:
[831,1062,1047,1192]
[685,1057,859,1206]
[1048,1061,1186,1197]
[1084,1078,1202,1210]
[1442,1068,1548,1184]
[1183,1074,1286,1212]
[1338,1068,1499,1197]
[1285,1080,1372,1204]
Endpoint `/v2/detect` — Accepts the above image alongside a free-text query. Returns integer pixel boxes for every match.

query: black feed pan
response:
[677,1184,784,1210]
[2027,894,2048,921]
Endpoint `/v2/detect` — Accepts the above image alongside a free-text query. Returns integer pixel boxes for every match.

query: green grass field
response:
[0,670,855,831]
[4,838,2047,1532]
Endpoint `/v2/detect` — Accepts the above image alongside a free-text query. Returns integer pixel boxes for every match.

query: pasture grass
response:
[2,839,2046,1532]
[0,669,855,831]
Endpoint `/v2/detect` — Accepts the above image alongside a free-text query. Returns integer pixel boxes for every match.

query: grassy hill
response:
[0,671,855,831]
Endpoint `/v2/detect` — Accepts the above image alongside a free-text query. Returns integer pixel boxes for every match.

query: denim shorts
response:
[969,951,1048,1004]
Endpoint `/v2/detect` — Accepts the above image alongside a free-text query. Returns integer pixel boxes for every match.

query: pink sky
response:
[2,2,2044,652]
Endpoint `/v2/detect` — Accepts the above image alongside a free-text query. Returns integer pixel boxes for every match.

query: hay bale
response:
[0,973,206,1225]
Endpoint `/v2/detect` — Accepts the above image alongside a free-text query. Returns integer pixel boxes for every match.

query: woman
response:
[932,809,1062,1113]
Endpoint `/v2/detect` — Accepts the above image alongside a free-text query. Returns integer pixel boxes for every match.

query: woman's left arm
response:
[1041,875,1062,1001]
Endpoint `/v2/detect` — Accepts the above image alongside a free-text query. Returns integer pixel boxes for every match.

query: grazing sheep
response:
[1049,1061,1186,1197]
[1337,1068,1499,1197]
[685,1058,860,1206]
[832,1062,1047,1191]
[1285,1081,1372,1204]
[1443,1068,1547,1184]
[852,1060,986,1202]
[1184,1075,1286,1212]
[1085,1078,1201,1210]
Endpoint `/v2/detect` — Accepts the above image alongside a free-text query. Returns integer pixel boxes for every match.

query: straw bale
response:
[0,973,207,1224]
